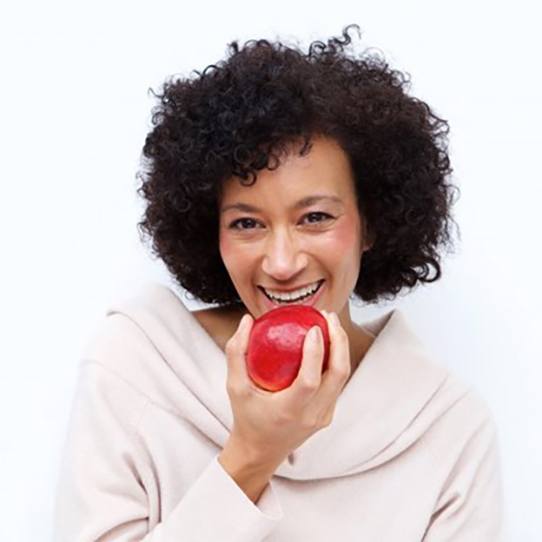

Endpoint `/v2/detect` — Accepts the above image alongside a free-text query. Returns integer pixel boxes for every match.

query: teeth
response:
[264,280,321,301]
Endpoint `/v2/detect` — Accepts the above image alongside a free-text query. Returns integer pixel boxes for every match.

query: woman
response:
[52,24,504,541]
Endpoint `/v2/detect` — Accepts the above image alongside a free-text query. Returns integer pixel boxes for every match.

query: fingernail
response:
[308,326,320,342]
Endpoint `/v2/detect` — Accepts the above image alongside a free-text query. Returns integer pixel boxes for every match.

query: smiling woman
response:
[52,23,504,542]
[217,135,374,376]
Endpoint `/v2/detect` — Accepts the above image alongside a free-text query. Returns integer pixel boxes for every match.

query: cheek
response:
[219,233,236,268]
[325,219,360,256]
[219,233,254,271]
[218,230,228,257]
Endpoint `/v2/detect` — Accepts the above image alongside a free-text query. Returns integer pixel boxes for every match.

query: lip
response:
[259,279,324,294]
[259,280,325,312]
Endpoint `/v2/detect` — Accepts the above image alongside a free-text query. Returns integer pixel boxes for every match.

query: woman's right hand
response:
[223,309,352,470]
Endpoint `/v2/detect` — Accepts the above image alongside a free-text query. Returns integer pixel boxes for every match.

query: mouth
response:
[258,279,325,309]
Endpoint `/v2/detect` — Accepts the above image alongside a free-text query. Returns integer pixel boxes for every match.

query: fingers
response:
[285,324,325,404]
[314,310,351,405]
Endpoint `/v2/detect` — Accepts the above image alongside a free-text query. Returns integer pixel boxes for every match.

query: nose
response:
[261,228,307,281]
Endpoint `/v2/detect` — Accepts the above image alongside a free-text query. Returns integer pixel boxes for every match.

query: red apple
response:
[246,305,330,392]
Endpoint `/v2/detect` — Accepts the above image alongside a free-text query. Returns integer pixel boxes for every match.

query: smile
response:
[259,279,325,305]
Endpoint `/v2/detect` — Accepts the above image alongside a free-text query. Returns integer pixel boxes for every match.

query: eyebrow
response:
[220,194,344,214]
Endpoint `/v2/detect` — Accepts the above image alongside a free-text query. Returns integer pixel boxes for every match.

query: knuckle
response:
[298,376,320,392]
[272,409,293,425]
[321,410,334,428]
[320,416,332,427]
[301,414,320,430]
[225,379,237,396]
[226,379,247,398]
[326,360,349,381]
[335,364,351,381]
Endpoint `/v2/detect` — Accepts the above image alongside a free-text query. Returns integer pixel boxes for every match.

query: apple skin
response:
[246,305,330,392]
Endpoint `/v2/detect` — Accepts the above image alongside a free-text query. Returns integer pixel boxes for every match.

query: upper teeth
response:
[264,281,321,301]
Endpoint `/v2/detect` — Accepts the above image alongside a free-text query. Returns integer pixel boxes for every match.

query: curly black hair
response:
[136,24,460,308]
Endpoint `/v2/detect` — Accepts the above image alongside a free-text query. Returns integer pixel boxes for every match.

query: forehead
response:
[219,136,356,205]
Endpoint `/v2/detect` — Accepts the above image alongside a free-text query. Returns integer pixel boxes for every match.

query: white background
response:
[1,1,540,540]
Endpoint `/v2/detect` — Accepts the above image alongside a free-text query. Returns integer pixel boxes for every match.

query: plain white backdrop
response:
[1,1,540,540]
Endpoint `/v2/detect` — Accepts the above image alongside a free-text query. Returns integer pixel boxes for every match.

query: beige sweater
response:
[52,282,505,541]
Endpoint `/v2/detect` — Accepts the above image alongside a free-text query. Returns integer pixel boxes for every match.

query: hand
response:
[223,309,351,469]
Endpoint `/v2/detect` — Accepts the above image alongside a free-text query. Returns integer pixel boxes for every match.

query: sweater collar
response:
[109,282,451,480]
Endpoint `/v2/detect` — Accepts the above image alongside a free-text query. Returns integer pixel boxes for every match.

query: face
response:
[218,135,372,330]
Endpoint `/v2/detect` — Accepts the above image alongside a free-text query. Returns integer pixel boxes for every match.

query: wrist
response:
[218,434,279,504]
[220,432,280,474]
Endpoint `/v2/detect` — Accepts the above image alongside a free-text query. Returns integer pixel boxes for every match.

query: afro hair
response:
[136,23,460,308]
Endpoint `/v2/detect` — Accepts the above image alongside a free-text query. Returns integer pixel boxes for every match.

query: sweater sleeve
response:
[52,360,283,542]
[422,412,505,542]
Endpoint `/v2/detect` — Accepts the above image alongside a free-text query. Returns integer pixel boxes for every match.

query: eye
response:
[227,212,334,231]
[228,217,261,230]
[303,212,333,224]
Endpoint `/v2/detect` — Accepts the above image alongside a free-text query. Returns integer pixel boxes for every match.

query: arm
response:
[218,434,281,504]
[422,414,506,541]
[52,360,283,542]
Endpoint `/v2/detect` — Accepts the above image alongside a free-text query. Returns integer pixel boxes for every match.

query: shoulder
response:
[429,372,501,456]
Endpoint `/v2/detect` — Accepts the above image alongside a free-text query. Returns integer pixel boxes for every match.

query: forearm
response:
[218,435,280,504]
